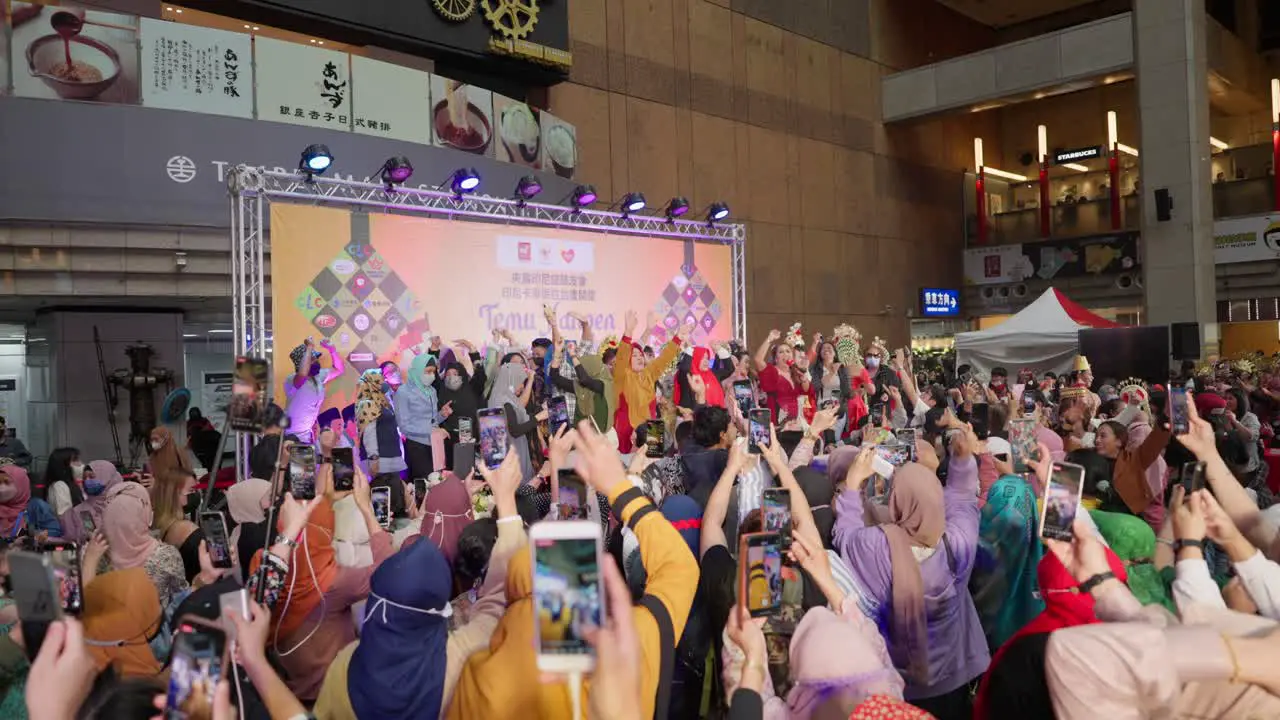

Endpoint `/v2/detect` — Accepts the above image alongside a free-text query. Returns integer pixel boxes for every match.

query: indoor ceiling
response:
[935,0,1105,28]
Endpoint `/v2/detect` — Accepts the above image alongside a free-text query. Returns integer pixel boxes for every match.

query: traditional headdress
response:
[1071,355,1091,373]
[1059,385,1088,401]
[784,323,805,349]
[868,335,889,358]
[1117,377,1149,412]
[831,324,862,367]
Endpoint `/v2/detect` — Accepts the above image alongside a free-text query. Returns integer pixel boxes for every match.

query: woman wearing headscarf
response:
[314,455,526,720]
[1089,508,1175,611]
[833,428,987,719]
[397,354,453,486]
[968,475,1044,652]
[58,460,122,544]
[675,346,729,411]
[355,368,410,522]
[403,473,474,566]
[147,426,192,484]
[0,465,61,539]
[81,567,163,678]
[99,481,186,606]
[226,476,271,562]
[487,362,545,483]
[614,311,688,453]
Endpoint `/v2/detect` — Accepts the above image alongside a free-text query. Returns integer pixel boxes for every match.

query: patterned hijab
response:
[355,369,390,435]
[969,475,1044,650]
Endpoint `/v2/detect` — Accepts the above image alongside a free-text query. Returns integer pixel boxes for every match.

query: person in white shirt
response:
[39,446,84,517]
[285,337,345,444]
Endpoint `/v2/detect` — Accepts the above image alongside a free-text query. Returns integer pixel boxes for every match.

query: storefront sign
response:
[1053,146,1104,165]
[921,288,960,317]
[963,245,1032,286]
[349,55,432,145]
[140,19,253,118]
[1214,213,1280,264]
[253,36,351,131]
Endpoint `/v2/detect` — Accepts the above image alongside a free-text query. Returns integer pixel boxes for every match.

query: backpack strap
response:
[638,594,675,720]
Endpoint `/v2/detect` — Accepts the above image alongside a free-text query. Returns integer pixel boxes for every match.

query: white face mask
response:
[71,462,85,480]
[151,440,164,451]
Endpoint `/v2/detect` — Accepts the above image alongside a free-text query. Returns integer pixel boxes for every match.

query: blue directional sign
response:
[921,288,960,317]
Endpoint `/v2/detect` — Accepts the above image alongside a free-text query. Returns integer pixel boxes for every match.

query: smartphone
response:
[869,403,885,427]
[9,551,62,625]
[870,452,896,480]
[732,380,754,417]
[895,429,919,462]
[453,442,476,478]
[547,395,571,437]
[331,447,355,492]
[218,589,249,642]
[1040,461,1085,542]
[78,509,95,536]
[1022,390,1037,415]
[165,616,228,720]
[478,408,509,470]
[1170,384,1190,435]
[199,512,234,570]
[738,532,784,618]
[1010,417,1038,473]
[287,444,316,501]
[761,489,792,548]
[371,486,392,528]
[644,420,665,459]
[45,542,82,616]
[970,403,991,440]
[530,521,604,673]
[557,471,589,520]
[457,417,474,445]
[820,398,840,412]
[228,356,269,433]
[748,409,771,454]
[1182,461,1207,494]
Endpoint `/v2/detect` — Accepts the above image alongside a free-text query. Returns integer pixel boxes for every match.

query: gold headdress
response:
[785,322,805,349]
[831,324,862,368]
[869,335,889,358]
[1072,355,1091,373]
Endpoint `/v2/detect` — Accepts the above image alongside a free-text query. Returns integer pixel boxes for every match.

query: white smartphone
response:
[530,520,604,674]
[218,589,249,642]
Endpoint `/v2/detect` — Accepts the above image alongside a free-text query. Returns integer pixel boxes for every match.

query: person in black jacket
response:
[436,340,486,468]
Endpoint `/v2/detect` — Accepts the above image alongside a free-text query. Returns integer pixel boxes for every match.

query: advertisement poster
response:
[201,370,234,429]
[139,18,251,118]
[430,75,495,158]
[254,36,351,131]
[10,2,140,104]
[963,245,1032,286]
[492,93,542,168]
[1214,214,1280,264]
[270,206,734,411]
[349,55,432,145]
[1024,232,1140,280]
[539,109,578,180]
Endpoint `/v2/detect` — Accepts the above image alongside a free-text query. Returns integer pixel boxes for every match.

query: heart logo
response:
[561,249,575,264]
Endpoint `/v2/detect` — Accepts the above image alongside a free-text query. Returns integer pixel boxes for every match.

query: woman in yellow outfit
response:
[612,310,692,453]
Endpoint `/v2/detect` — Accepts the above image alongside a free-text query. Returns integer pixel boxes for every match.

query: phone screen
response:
[895,429,918,462]
[548,396,570,437]
[761,489,792,545]
[970,403,991,440]
[218,590,248,642]
[1010,418,1038,473]
[533,536,602,656]
[748,409,771,454]
[874,444,910,468]
[478,409,509,469]
[1022,390,1037,414]
[1182,461,1206,494]
[732,381,754,417]
[453,442,476,478]
[48,544,82,615]
[457,417,474,445]
[166,620,227,720]
[1040,462,1085,542]
[869,402,885,428]
[78,510,95,536]
[199,512,233,570]
[287,445,316,500]
[739,533,784,618]
[8,552,61,624]
[331,447,355,492]
[1170,386,1190,435]
[557,472,589,520]
[644,421,665,459]
[228,356,269,433]
[371,487,392,528]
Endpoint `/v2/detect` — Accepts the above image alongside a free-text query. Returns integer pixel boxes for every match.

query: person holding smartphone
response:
[436,340,486,468]
[354,368,410,523]
[752,328,815,426]
[549,311,616,433]
[486,362,546,484]
[394,354,453,493]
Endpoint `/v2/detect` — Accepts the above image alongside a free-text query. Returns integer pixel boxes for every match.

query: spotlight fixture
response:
[664,197,690,220]
[620,192,646,216]
[299,144,333,175]
[442,168,481,196]
[569,184,597,208]
[707,202,730,223]
[514,175,543,202]
[378,156,413,186]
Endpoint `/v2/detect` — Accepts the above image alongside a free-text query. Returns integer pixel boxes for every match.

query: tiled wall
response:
[551,0,996,348]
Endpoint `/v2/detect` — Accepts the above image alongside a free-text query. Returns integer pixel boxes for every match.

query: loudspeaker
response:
[1171,322,1200,360]
[1155,188,1173,221]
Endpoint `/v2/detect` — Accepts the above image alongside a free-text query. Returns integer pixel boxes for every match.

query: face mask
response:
[151,439,164,451]
[992,379,1005,387]
[0,486,16,503]
[71,462,85,480]
[533,356,546,369]
[182,492,201,518]
[84,477,105,496]
[865,357,880,370]
[423,372,437,386]
[445,375,464,391]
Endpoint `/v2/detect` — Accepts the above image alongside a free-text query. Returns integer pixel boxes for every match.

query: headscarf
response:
[794,466,836,549]
[225,477,271,551]
[59,460,123,543]
[784,601,905,717]
[0,465,32,536]
[969,475,1044,650]
[408,352,440,399]
[101,482,161,570]
[674,346,726,408]
[82,568,163,677]
[826,446,861,488]
[407,473,474,565]
[249,497,340,639]
[289,343,322,373]
[1034,425,1064,463]
[879,463,945,685]
[487,362,534,482]
[148,426,192,482]
[349,539,453,719]
[1088,508,1174,611]
[355,369,390,436]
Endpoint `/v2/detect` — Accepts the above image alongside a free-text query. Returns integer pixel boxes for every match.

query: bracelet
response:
[1077,570,1116,595]
[1223,634,1241,684]
[496,515,522,525]
[1156,537,1176,547]
[1175,538,1207,553]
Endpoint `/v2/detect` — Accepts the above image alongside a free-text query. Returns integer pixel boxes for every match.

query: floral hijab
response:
[356,369,390,435]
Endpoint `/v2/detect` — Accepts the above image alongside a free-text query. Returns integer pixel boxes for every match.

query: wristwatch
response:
[1175,538,1207,553]
[1077,570,1116,594]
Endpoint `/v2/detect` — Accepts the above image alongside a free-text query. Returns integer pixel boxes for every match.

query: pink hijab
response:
[59,460,122,543]
[406,474,473,565]
[786,600,906,716]
[0,466,31,537]
[102,481,160,569]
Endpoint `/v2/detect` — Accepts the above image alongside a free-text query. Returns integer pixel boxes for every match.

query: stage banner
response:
[254,36,351,131]
[140,18,252,118]
[270,205,735,414]
[349,55,432,145]
[1214,213,1280,265]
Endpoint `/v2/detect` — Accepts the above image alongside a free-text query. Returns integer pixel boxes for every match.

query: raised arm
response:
[641,322,691,387]
[320,339,344,384]
[701,442,750,558]
[753,330,779,372]
[832,448,875,557]
[293,339,315,389]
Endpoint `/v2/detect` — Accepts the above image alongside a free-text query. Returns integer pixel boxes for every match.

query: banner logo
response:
[166,156,197,183]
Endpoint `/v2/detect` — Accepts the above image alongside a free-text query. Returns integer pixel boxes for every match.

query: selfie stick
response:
[198,414,236,515]
[253,423,292,605]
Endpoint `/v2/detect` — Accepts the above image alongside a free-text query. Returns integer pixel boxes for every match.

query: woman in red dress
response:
[752,328,815,425]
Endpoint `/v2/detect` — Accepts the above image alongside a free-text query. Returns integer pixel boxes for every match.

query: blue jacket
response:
[9,498,63,539]
[395,382,445,446]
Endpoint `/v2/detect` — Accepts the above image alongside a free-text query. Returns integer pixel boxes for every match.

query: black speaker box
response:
[1171,322,1200,360]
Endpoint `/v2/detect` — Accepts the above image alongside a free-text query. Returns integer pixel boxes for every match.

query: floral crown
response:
[784,323,805,349]
[600,334,620,351]
[869,335,889,357]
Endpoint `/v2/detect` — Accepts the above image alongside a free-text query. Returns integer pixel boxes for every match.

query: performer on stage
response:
[285,337,345,444]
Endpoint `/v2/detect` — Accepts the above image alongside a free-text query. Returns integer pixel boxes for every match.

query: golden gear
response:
[432,0,478,21]
[481,0,539,40]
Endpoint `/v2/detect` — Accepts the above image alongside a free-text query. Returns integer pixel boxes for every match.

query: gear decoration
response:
[481,0,539,40]
[432,0,478,22]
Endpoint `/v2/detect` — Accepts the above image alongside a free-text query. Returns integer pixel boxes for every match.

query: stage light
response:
[379,156,413,185]
[299,144,332,174]
[664,197,690,220]
[707,202,730,223]
[515,175,543,201]
[621,192,646,215]
[571,185,597,207]
[444,168,481,195]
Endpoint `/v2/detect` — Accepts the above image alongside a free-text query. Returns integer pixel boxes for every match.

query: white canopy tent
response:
[954,288,1120,376]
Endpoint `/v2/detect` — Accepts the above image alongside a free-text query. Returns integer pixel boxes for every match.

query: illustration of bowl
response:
[433,99,492,155]
[26,34,120,100]
[499,104,541,166]
[546,124,577,178]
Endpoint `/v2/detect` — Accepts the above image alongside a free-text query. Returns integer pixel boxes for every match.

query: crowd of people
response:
[6,306,1280,720]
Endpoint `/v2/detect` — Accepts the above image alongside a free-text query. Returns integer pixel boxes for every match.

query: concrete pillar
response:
[1135,0,1219,357]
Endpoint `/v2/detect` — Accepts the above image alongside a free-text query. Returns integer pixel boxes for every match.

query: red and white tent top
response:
[954,288,1120,376]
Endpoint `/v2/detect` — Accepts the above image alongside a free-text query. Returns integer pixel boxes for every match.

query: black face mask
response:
[533,355,546,369]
